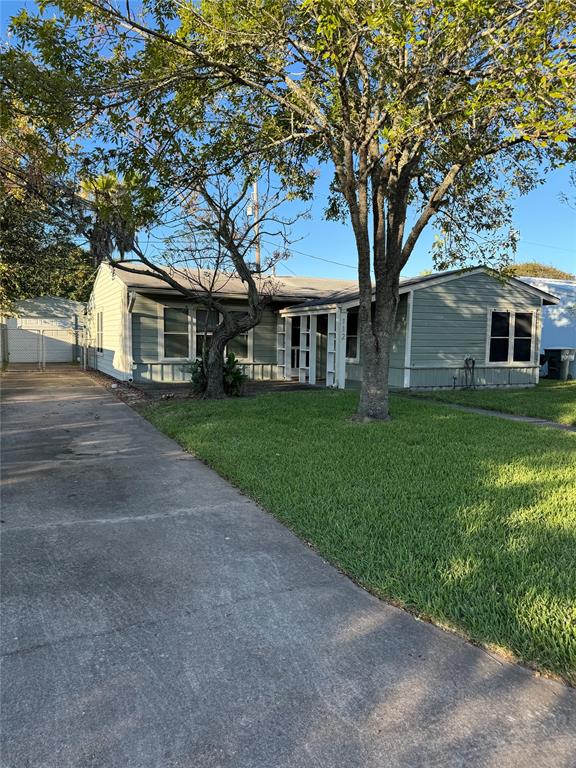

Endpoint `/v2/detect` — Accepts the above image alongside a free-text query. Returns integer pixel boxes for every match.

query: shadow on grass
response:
[147,391,576,684]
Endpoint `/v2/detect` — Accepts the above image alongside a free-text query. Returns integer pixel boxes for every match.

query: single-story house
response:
[519,276,576,377]
[87,262,559,389]
[0,296,85,366]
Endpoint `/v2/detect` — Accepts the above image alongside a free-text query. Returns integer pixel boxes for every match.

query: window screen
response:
[346,311,359,360]
[226,312,249,361]
[489,311,510,363]
[513,312,533,362]
[195,309,220,359]
[164,307,189,358]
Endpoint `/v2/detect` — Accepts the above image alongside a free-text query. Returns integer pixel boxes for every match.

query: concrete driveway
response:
[1,367,575,768]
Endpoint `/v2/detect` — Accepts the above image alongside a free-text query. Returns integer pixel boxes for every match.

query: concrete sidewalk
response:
[1,367,575,768]
[402,393,576,432]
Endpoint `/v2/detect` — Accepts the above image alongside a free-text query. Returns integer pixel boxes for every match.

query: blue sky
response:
[277,165,575,280]
[3,0,575,280]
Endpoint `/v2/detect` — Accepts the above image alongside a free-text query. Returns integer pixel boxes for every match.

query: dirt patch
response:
[85,368,198,409]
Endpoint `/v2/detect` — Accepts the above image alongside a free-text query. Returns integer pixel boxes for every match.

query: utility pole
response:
[253,179,260,272]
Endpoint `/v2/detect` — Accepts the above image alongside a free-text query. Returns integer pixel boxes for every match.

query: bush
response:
[185,352,248,397]
[187,358,207,395]
[223,352,248,396]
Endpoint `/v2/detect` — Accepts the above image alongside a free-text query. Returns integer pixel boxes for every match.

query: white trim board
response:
[403,291,414,388]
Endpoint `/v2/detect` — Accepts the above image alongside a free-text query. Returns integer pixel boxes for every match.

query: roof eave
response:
[125,284,338,304]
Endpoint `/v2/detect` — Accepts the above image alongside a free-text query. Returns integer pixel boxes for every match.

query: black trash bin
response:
[544,348,576,381]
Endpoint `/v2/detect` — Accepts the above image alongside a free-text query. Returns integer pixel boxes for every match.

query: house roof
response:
[281,266,560,312]
[111,262,359,303]
[519,276,576,291]
[13,296,86,318]
[519,277,576,349]
[109,263,560,308]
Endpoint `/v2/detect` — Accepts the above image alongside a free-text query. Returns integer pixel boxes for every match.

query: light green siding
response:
[129,270,545,388]
[89,265,128,379]
[409,365,535,388]
[345,294,408,388]
[253,306,277,363]
[131,295,280,382]
[131,293,161,363]
[408,272,542,388]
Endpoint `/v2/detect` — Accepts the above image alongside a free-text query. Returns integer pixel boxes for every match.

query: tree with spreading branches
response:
[2,30,302,398]
[5,0,576,417]
[0,92,93,311]
[80,170,296,398]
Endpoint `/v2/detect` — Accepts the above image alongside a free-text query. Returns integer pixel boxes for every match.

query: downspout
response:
[126,290,136,381]
[336,306,347,389]
[535,301,543,384]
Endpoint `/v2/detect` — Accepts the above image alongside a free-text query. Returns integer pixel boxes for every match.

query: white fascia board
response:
[504,275,560,305]
[279,303,340,317]
[404,267,560,304]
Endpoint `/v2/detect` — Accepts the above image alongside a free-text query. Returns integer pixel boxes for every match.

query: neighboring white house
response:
[520,277,576,376]
[1,297,85,366]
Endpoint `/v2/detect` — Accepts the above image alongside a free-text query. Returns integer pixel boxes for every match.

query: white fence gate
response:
[1,322,89,370]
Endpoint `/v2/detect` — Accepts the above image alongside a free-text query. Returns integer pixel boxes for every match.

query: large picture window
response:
[346,310,359,361]
[195,309,220,359]
[488,309,534,364]
[163,307,189,359]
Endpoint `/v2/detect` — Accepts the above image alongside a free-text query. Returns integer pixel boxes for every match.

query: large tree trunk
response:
[345,167,403,422]
[354,167,408,421]
[357,288,399,421]
[202,303,263,399]
[204,333,227,399]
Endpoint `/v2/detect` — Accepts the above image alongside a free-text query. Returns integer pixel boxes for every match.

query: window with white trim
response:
[96,311,103,353]
[488,309,534,364]
[195,309,220,359]
[163,307,189,359]
[345,310,359,362]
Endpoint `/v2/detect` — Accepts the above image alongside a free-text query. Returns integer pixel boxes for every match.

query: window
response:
[513,312,533,362]
[489,311,510,363]
[195,309,220,359]
[346,311,359,361]
[226,312,250,361]
[163,307,189,359]
[96,311,103,353]
[488,309,534,364]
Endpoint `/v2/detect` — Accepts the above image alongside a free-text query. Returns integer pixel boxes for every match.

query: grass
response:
[146,391,576,684]
[412,379,576,426]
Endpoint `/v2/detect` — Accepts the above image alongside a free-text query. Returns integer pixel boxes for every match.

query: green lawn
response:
[146,391,576,684]
[412,379,576,426]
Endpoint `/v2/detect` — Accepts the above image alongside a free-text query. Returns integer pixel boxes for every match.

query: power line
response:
[520,239,574,254]
[142,232,358,270]
[261,239,357,270]
[276,262,297,276]
[138,233,574,267]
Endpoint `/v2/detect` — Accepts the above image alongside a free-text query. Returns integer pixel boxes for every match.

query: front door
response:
[290,316,300,377]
